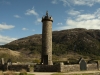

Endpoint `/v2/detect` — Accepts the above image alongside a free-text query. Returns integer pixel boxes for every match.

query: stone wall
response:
[59,62,80,72]
[34,64,60,72]
[0,64,30,72]
[62,64,80,72]
[8,65,30,71]
[34,63,80,72]
[87,63,98,70]
[34,62,99,72]
[0,65,7,71]
[0,61,99,72]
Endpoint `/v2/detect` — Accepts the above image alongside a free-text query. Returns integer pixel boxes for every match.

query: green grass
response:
[20,73,35,75]
[51,73,66,75]
[3,72,35,75]
[4,73,35,75]
[51,73,100,75]
[69,73,94,75]
[26,74,35,75]
[0,70,35,75]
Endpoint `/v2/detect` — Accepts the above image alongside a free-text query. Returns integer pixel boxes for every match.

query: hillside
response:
[1,28,100,60]
[0,48,21,62]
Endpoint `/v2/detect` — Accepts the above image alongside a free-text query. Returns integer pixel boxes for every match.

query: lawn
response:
[0,70,35,75]
[51,73,100,75]
[4,73,35,75]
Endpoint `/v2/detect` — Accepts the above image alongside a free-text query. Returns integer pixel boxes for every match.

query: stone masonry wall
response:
[62,65,80,72]
[0,64,30,71]
[34,62,99,72]
[34,64,59,72]
[59,62,80,72]
[87,63,98,70]
[8,65,30,71]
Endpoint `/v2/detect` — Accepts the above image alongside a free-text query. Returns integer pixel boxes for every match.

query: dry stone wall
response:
[34,62,100,72]
[34,64,60,72]
[62,64,80,72]
[87,63,98,70]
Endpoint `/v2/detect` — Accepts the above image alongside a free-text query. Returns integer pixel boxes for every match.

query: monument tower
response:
[41,11,53,65]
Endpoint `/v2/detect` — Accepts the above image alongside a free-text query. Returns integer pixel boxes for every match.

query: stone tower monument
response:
[41,11,53,65]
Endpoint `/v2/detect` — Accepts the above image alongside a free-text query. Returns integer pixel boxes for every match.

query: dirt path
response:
[28,72,54,75]
[63,71,100,74]
[28,71,100,75]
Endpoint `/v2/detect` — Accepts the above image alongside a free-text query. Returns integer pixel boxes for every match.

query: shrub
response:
[19,69,27,75]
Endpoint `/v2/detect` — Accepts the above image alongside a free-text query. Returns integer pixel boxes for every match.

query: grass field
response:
[1,70,100,75]
[52,73,95,75]
[0,70,35,75]
[4,73,35,75]
[51,73,100,75]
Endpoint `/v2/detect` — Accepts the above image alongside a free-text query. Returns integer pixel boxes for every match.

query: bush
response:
[19,73,27,75]
[19,69,27,75]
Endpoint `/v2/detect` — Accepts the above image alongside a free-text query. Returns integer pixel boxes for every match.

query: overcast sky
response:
[1,0,100,45]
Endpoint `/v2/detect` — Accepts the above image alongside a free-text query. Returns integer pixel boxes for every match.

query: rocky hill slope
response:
[1,28,100,60]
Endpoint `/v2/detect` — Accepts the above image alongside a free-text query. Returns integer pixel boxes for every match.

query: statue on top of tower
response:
[46,11,48,16]
[42,11,53,22]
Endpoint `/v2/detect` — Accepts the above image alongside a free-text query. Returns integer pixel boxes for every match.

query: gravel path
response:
[28,71,100,75]
[28,72,54,75]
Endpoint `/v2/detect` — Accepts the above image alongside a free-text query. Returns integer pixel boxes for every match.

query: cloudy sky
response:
[0,0,100,45]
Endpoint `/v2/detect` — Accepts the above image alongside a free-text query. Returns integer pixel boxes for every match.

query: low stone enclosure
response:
[0,58,99,72]
[0,64,30,72]
[0,58,31,72]
[34,58,100,72]
[34,63,99,72]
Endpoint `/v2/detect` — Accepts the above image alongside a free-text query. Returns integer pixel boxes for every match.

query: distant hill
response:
[1,28,100,60]
[0,48,21,62]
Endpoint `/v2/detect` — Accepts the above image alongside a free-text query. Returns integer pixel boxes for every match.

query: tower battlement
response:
[42,11,53,22]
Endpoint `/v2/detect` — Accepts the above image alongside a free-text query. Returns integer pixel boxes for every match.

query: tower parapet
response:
[42,11,53,22]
